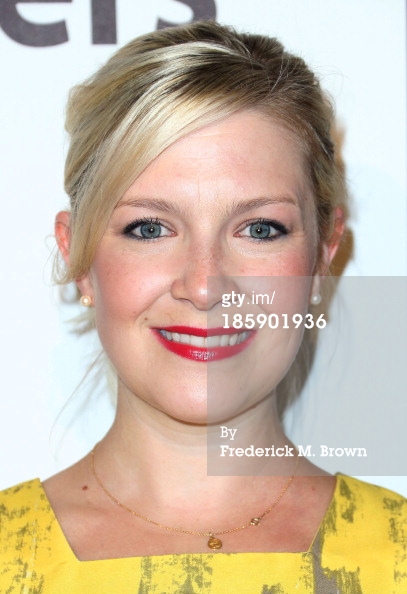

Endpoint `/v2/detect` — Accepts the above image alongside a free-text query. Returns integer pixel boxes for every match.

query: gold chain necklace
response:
[90,445,299,550]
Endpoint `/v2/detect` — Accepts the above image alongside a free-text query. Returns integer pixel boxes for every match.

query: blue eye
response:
[239,219,288,241]
[137,221,162,238]
[250,222,275,239]
[122,218,172,240]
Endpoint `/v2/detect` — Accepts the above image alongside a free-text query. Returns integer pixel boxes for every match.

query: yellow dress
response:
[0,475,406,593]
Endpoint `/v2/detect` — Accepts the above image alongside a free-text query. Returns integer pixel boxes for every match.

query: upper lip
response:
[155,326,241,337]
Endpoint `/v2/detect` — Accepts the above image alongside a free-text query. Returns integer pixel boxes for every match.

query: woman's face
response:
[74,111,334,424]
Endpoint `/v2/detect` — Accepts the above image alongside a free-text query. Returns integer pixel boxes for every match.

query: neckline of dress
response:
[36,474,343,564]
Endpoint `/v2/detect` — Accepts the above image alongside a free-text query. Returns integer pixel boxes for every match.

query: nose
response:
[170,244,232,311]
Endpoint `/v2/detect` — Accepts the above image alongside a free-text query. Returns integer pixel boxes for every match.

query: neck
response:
[94,383,297,514]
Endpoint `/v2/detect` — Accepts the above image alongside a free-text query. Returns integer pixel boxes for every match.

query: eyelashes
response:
[236,218,288,241]
[122,217,288,242]
[122,218,173,240]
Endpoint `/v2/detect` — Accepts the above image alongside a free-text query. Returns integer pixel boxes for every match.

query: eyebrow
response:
[228,196,299,216]
[117,198,183,214]
[117,195,299,217]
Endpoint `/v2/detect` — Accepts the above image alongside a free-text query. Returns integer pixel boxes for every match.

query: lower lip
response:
[153,330,256,362]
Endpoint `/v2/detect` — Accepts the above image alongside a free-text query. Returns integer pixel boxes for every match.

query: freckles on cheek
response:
[245,251,316,277]
[91,261,130,311]
[92,256,174,318]
[282,258,314,276]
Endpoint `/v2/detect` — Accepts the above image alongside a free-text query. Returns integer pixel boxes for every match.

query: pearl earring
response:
[310,293,322,306]
[80,295,93,307]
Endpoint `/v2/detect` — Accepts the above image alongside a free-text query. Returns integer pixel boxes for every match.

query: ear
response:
[311,207,345,299]
[55,211,94,300]
[318,207,346,276]
[55,210,71,265]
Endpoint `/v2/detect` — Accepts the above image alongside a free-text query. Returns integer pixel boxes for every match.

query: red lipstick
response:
[152,326,255,362]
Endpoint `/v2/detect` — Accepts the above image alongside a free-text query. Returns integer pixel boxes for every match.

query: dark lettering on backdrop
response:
[157,0,217,30]
[91,0,116,44]
[0,0,71,47]
[0,0,217,46]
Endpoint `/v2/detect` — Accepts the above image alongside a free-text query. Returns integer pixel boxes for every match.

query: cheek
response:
[282,238,319,277]
[238,245,317,278]
[90,253,170,321]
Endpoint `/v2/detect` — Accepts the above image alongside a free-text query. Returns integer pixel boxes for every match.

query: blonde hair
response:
[62,21,345,282]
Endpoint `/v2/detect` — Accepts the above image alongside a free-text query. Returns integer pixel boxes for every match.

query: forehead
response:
[121,111,313,215]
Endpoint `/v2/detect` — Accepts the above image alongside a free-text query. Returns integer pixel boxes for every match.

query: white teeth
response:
[207,335,219,348]
[220,334,229,347]
[190,335,206,348]
[160,330,249,347]
[229,333,238,346]
[179,333,190,345]
[238,332,248,344]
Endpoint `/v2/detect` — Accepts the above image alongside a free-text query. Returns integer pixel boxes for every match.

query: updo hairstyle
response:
[62,20,345,283]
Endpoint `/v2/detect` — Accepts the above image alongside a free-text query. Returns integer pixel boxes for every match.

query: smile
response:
[153,326,255,362]
[160,329,249,347]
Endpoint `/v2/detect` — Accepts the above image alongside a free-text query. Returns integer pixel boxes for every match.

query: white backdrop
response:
[0,0,406,494]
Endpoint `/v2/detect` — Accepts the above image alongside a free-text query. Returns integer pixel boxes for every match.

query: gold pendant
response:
[207,535,222,550]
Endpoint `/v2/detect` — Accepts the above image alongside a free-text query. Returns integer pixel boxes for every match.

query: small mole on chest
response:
[82,485,89,491]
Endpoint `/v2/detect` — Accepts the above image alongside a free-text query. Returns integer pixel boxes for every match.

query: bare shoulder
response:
[42,454,105,522]
[42,456,104,543]
[42,456,92,503]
